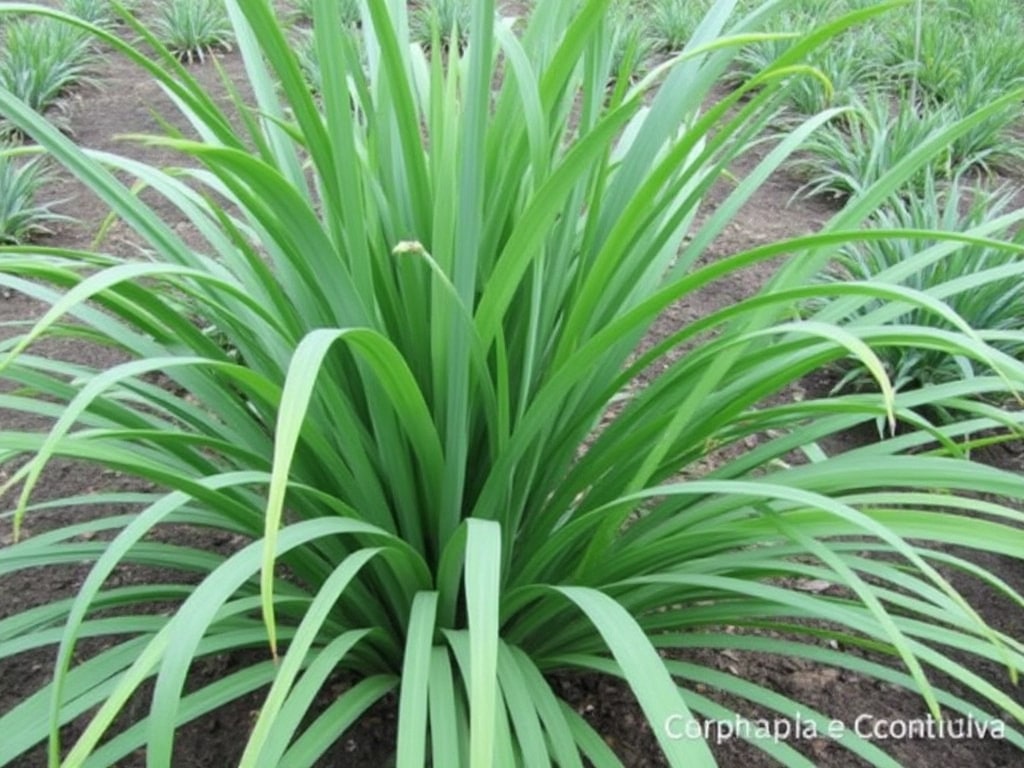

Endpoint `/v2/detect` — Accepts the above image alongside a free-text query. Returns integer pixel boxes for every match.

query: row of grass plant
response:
[0,1,108,242]
[0,0,237,249]
[758,0,1024,191]
[748,0,1024,397]
[610,0,1024,187]
[1,1,1024,766]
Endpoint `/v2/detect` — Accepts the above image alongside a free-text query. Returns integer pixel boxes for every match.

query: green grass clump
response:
[608,3,656,79]
[0,147,66,244]
[1,1,1024,766]
[794,93,955,200]
[735,0,1024,186]
[647,0,704,52]
[0,17,95,119]
[828,175,1024,392]
[410,0,472,48]
[911,29,1024,172]
[782,30,889,116]
[63,0,123,27]
[891,0,1024,105]
[796,85,1023,203]
[154,0,234,64]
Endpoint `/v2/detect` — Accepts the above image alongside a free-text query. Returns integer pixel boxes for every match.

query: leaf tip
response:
[393,240,426,256]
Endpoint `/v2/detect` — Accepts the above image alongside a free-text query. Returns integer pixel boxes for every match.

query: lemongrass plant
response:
[608,4,656,80]
[827,173,1024,393]
[153,0,234,64]
[1,1,1024,766]
[794,92,956,200]
[0,144,68,245]
[0,16,96,121]
[63,0,129,28]
[410,0,472,49]
[649,0,708,53]
[783,31,888,116]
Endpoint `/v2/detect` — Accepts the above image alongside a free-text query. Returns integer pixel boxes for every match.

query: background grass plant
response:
[0,16,96,127]
[793,93,955,200]
[647,0,706,53]
[0,0,1023,766]
[785,31,888,115]
[794,94,1023,204]
[410,0,472,49]
[62,0,126,28]
[607,2,656,79]
[153,0,234,64]
[827,173,1024,392]
[735,0,1024,204]
[0,145,67,244]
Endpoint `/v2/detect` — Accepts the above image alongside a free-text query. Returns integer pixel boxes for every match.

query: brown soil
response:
[1,4,1022,767]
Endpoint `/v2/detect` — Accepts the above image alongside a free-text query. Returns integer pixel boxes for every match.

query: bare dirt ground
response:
[1,4,1023,767]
